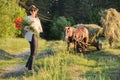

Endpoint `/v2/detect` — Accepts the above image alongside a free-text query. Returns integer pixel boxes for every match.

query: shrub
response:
[0,0,26,38]
[87,8,103,24]
[50,16,72,40]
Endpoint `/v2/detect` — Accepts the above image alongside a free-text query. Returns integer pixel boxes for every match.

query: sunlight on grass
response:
[0,38,120,80]
[0,58,25,68]
[0,38,29,54]
[0,38,47,55]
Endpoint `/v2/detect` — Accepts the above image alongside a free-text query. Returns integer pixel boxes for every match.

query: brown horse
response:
[64,26,89,53]
[73,27,89,53]
[64,27,76,52]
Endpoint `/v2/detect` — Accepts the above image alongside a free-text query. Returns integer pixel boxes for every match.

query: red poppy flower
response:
[14,17,23,29]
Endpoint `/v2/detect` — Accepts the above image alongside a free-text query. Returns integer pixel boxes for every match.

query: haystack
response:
[101,8,120,42]
[73,24,103,43]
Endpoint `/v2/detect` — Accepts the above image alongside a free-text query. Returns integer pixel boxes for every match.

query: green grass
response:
[0,38,47,55]
[0,38,120,80]
[0,38,29,54]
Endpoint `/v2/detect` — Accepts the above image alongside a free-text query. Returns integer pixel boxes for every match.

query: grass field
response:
[0,38,120,80]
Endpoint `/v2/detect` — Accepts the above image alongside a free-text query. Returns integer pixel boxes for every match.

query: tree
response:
[18,0,120,40]
[50,16,71,40]
[0,0,26,38]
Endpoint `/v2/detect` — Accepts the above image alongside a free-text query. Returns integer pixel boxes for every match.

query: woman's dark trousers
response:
[25,34,38,70]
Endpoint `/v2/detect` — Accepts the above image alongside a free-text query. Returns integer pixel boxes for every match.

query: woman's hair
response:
[27,5,39,17]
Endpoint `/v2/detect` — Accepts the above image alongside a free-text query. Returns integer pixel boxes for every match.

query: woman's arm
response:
[31,18,43,33]
[37,19,43,33]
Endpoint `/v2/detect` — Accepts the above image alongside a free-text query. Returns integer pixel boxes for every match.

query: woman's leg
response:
[26,34,38,70]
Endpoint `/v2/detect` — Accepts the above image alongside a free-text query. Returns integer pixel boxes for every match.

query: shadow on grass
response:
[79,49,120,80]
[80,67,120,80]
[1,70,25,79]
[0,65,38,79]
[0,49,15,60]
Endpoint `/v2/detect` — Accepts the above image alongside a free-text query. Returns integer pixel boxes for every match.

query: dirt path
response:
[1,65,25,78]
[0,51,30,78]
[0,49,49,78]
[15,51,30,58]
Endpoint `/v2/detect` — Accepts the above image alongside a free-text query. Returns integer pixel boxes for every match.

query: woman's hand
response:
[30,22,35,27]
[35,28,40,33]
[24,26,31,31]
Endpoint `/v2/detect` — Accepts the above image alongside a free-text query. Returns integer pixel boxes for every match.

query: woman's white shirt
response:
[24,16,43,41]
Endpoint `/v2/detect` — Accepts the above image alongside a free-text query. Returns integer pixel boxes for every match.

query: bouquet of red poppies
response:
[14,17,33,29]
[14,17,39,37]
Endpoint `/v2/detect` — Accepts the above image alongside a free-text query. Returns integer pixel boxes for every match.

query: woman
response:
[24,5,43,70]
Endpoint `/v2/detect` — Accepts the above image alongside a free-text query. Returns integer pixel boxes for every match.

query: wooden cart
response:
[73,24,103,52]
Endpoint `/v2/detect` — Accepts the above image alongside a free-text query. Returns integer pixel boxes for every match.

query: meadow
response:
[0,38,120,80]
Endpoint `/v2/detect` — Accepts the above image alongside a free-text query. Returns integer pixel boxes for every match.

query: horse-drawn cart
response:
[73,24,103,51]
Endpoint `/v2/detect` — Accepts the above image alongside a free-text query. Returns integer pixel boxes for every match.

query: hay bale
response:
[101,8,120,42]
[73,24,103,43]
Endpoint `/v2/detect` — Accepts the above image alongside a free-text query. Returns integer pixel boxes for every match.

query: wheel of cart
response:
[90,39,102,51]
[95,40,102,50]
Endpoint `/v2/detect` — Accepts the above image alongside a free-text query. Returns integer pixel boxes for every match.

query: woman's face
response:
[30,9,38,15]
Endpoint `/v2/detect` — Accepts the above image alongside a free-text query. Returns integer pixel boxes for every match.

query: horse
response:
[64,27,76,52]
[64,26,89,53]
[73,27,89,53]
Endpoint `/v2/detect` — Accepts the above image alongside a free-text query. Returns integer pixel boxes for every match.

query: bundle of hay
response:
[73,24,103,43]
[101,8,120,42]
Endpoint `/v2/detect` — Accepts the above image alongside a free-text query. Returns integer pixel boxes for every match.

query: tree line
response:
[1,0,120,40]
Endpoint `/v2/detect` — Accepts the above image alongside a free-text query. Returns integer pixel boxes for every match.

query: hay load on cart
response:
[100,8,120,47]
[73,24,103,50]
